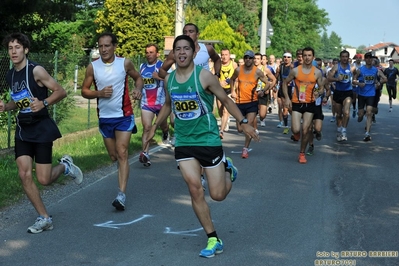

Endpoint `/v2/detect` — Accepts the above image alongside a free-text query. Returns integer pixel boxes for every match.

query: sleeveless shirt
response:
[335,63,352,91]
[194,43,210,71]
[236,66,258,104]
[139,59,165,107]
[167,65,221,147]
[357,66,378,97]
[292,65,317,103]
[6,61,61,142]
[92,56,133,118]
[220,60,235,89]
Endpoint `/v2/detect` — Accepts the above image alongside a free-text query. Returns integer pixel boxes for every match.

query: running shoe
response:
[341,131,347,141]
[337,134,344,142]
[260,120,266,127]
[283,127,290,134]
[112,191,126,211]
[352,109,357,118]
[162,132,169,144]
[199,237,224,258]
[226,157,238,182]
[290,133,300,142]
[277,122,283,128]
[224,122,229,132]
[139,151,151,167]
[306,145,314,156]
[389,107,392,112]
[330,117,336,122]
[169,136,176,146]
[363,133,371,142]
[298,152,307,164]
[59,155,83,185]
[241,147,249,159]
[27,216,53,234]
[315,131,322,141]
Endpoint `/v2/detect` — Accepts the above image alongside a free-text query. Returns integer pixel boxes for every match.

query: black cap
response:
[364,52,373,58]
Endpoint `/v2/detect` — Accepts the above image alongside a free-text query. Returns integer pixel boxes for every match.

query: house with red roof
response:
[364,42,399,63]
[389,47,399,63]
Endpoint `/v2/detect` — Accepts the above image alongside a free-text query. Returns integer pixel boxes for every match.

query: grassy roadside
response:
[0,107,168,209]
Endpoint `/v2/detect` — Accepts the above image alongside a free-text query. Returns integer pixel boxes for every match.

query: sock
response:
[60,162,69,175]
[341,127,346,133]
[207,231,219,241]
[337,126,342,133]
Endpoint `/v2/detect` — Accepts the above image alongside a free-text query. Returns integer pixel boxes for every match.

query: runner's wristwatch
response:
[43,99,49,107]
[239,118,248,125]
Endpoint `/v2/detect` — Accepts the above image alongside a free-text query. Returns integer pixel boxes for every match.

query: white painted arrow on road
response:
[164,226,203,236]
[94,214,153,229]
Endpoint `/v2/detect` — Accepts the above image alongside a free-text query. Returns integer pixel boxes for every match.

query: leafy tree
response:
[0,0,103,52]
[327,31,342,59]
[357,45,367,54]
[187,0,260,49]
[95,0,175,57]
[318,31,330,59]
[266,0,330,57]
[200,14,252,58]
[35,21,97,55]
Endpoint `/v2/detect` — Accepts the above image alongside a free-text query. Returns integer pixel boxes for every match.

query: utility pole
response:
[260,0,268,54]
[175,0,186,37]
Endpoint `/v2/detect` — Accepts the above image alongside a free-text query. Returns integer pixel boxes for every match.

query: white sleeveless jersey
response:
[194,43,210,70]
[92,56,133,118]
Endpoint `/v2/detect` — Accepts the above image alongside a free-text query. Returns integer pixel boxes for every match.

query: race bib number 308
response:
[172,92,205,120]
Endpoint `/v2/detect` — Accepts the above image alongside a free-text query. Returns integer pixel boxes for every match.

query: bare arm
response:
[31,65,67,111]
[377,69,387,84]
[229,68,240,99]
[158,52,175,79]
[282,68,297,107]
[263,68,277,89]
[327,65,340,82]
[352,69,365,88]
[207,45,221,74]
[125,59,143,100]
[81,64,101,99]
[0,100,17,112]
[201,69,259,141]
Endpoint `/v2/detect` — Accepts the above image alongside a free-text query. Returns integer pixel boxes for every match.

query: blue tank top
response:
[358,66,378,97]
[335,63,352,91]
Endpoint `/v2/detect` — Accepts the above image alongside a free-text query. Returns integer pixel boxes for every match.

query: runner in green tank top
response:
[146,35,259,258]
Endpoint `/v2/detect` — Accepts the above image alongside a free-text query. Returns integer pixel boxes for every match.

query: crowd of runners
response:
[1,23,398,259]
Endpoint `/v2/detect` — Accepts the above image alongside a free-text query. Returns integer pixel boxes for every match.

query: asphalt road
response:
[1,95,399,266]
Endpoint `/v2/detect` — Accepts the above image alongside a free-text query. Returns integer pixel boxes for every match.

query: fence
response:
[0,50,145,151]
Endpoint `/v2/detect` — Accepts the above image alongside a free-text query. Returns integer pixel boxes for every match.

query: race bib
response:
[299,83,307,102]
[171,92,205,120]
[11,88,32,113]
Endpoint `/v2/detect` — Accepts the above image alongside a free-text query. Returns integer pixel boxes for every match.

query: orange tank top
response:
[237,65,258,104]
[292,65,317,103]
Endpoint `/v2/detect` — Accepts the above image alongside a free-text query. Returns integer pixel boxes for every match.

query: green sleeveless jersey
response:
[167,65,221,147]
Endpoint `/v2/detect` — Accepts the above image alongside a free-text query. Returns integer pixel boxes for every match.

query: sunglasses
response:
[244,56,254,60]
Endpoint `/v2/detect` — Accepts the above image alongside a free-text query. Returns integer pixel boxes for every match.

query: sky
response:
[316,0,399,48]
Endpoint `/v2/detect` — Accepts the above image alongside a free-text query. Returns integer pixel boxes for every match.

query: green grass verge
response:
[0,106,169,209]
